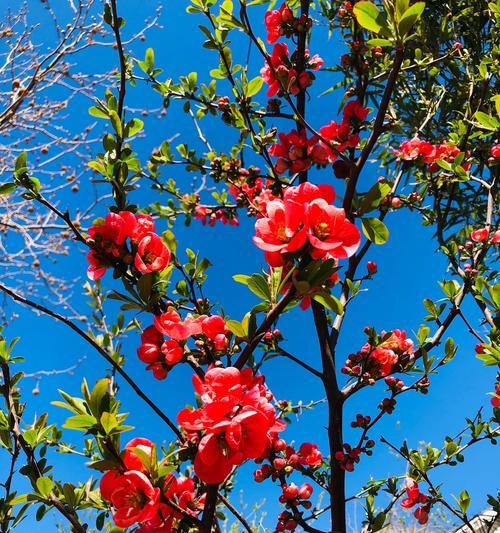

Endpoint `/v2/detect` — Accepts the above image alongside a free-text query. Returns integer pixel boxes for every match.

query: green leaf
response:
[246,77,263,97]
[88,106,109,119]
[109,110,123,137]
[312,292,343,315]
[0,182,17,195]
[225,319,247,338]
[353,2,388,34]
[361,218,389,244]
[474,111,500,131]
[358,180,392,213]
[247,275,272,301]
[15,152,27,173]
[366,38,393,47]
[100,412,119,434]
[398,2,425,36]
[457,490,471,514]
[233,274,251,285]
[145,48,155,71]
[126,118,144,137]
[36,477,53,499]
[63,414,97,431]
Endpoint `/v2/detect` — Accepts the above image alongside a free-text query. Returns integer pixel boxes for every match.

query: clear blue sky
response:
[2,0,498,531]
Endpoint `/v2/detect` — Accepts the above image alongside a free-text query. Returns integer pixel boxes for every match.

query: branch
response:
[0,281,183,442]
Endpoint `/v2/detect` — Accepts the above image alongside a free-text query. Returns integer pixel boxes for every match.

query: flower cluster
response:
[261,43,323,97]
[253,182,360,266]
[137,311,229,380]
[265,3,311,44]
[394,137,469,172]
[400,478,430,525]
[193,205,239,227]
[253,438,322,531]
[319,100,369,162]
[99,438,205,531]
[86,211,170,280]
[269,129,328,174]
[177,367,285,484]
[342,329,415,380]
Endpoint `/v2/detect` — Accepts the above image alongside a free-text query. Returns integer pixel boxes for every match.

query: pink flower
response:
[471,227,489,242]
[265,3,294,43]
[122,438,154,472]
[161,339,184,365]
[253,199,307,255]
[134,233,171,273]
[299,442,323,467]
[154,309,205,341]
[305,199,361,259]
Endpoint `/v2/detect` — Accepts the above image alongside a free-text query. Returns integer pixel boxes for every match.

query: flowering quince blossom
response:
[177,366,285,484]
[342,329,415,379]
[269,129,328,174]
[319,100,369,162]
[491,383,500,408]
[298,442,323,467]
[265,3,294,43]
[253,182,360,266]
[400,478,430,525]
[193,205,239,227]
[490,143,500,162]
[86,211,170,280]
[136,473,205,533]
[261,43,323,97]
[470,227,489,242]
[100,469,160,528]
[394,137,469,173]
[137,325,184,380]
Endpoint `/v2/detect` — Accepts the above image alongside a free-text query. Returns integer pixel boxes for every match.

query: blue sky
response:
[1,0,498,531]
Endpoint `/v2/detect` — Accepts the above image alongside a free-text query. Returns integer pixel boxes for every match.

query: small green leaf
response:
[353,2,388,34]
[126,118,144,137]
[312,292,343,315]
[361,218,389,244]
[88,106,109,119]
[36,477,53,499]
[247,275,272,301]
[0,182,17,195]
[398,2,425,36]
[474,111,500,131]
[225,320,247,338]
[246,77,263,97]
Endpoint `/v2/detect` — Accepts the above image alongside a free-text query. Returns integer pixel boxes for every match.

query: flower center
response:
[314,222,330,240]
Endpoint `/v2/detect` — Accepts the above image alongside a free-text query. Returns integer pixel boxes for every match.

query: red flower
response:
[369,347,398,377]
[161,339,184,365]
[100,470,160,528]
[253,199,307,257]
[134,233,171,273]
[471,227,489,242]
[394,138,436,163]
[491,230,500,244]
[414,506,429,525]
[154,309,205,341]
[491,384,500,408]
[490,144,500,159]
[265,3,294,43]
[299,442,323,467]
[319,120,360,161]
[133,214,156,241]
[137,326,164,364]
[343,100,369,122]
[122,438,154,472]
[178,367,284,484]
[201,315,226,340]
[269,129,328,174]
[283,182,335,205]
[305,199,360,259]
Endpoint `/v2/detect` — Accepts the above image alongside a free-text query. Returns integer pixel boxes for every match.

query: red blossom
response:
[265,3,294,43]
[154,309,205,341]
[134,233,171,273]
[122,438,154,472]
[100,470,160,528]
[298,442,323,467]
[470,227,489,242]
